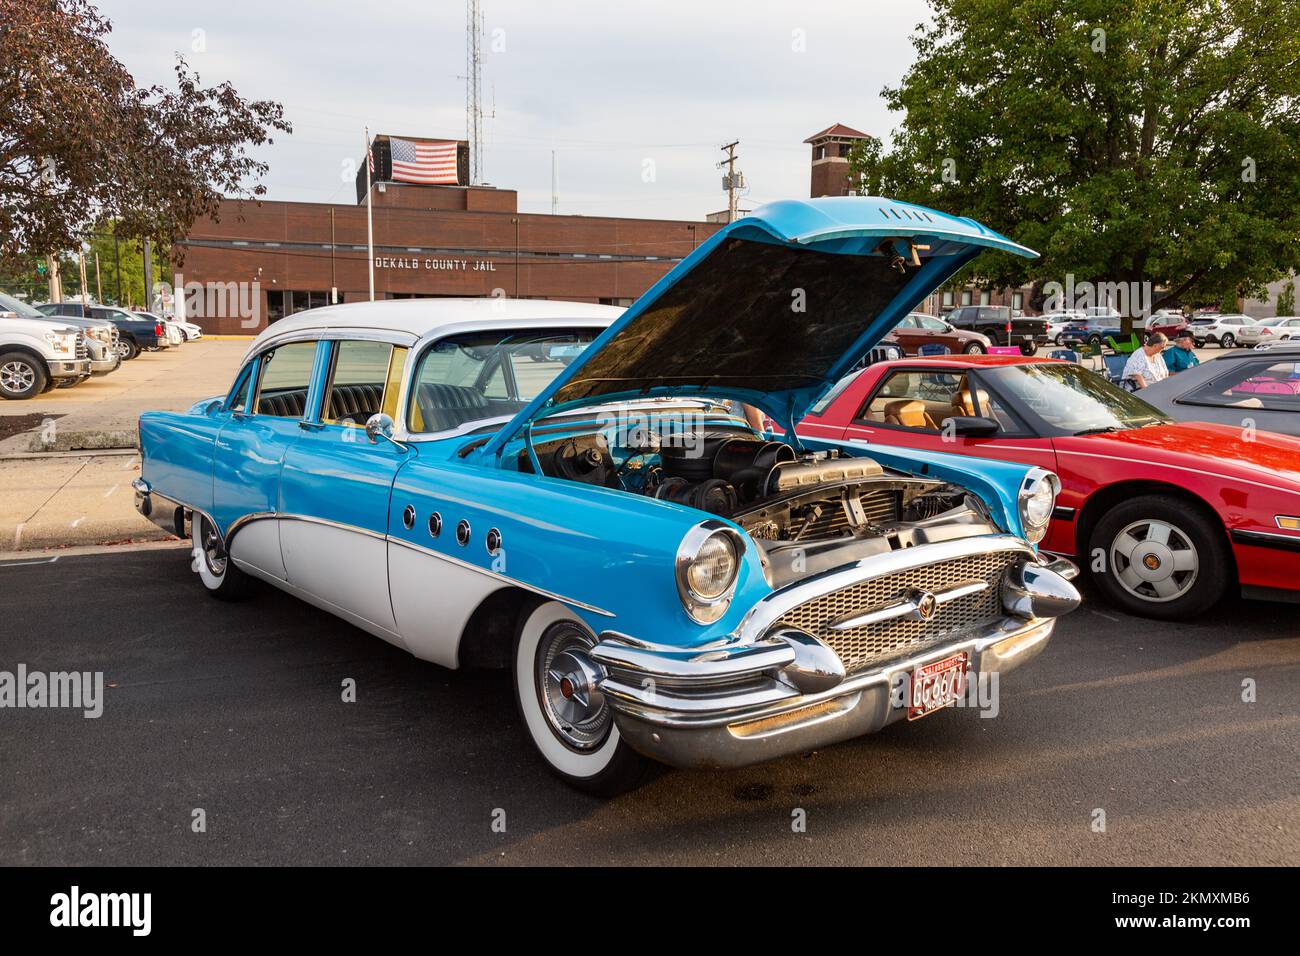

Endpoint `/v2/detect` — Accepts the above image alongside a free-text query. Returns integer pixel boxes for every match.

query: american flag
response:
[388,137,459,185]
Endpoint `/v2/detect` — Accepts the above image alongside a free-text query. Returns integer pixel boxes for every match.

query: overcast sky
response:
[96,0,933,220]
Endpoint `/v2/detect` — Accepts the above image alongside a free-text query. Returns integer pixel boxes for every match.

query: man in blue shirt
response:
[1163,331,1201,374]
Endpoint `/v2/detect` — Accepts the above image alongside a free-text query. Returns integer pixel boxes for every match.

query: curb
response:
[0,447,138,461]
[0,539,188,562]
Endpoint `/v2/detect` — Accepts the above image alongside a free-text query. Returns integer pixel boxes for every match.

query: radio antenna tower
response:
[466,0,484,184]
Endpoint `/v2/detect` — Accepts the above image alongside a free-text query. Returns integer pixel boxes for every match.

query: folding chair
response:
[1101,354,1139,391]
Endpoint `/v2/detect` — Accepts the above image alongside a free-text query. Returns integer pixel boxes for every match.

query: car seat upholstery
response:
[257,387,309,418]
[952,386,990,417]
[327,383,384,423]
[412,382,527,432]
[884,399,928,428]
[255,383,385,422]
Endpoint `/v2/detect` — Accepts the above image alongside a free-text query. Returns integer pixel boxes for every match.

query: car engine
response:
[521,426,999,586]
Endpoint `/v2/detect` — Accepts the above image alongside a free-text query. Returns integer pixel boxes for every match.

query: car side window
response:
[226,364,253,413]
[254,340,319,419]
[858,370,968,431]
[322,340,408,426]
[1179,360,1300,413]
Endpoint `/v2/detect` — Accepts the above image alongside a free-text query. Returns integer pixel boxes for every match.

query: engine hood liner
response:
[479,196,1037,460]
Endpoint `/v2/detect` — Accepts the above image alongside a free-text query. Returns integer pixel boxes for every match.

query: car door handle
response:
[298,420,326,432]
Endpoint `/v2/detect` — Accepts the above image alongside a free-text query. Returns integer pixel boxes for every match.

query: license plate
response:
[907,652,969,720]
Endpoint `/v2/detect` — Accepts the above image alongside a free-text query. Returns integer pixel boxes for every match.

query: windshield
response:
[984,363,1168,434]
[0,292,45,318]
[408,329,598,434]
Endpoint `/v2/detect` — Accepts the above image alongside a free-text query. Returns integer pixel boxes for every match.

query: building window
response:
[266,290,286,324]
[1012,292,1023,310]
[942,291,954,307]
[979,290,991,306]
[961,289,973,306]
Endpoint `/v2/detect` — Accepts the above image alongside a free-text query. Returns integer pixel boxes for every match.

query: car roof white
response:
[247,297,625,351]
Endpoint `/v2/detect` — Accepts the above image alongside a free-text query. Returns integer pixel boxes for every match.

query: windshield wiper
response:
[1073,425,1122,436]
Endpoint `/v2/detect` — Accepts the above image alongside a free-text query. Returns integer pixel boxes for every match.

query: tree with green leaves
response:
[851,0,1300,330]
[1277,279,1297,316]
[0,0,290,273]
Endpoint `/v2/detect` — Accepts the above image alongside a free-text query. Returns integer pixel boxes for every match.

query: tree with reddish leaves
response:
[0,0,290,268]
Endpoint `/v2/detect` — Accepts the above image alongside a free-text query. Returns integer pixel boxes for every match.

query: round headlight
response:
[676,522,743,624]
[1019,470,1060,544]
[687,534,737,599]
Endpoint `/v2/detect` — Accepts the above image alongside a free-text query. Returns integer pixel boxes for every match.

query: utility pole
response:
[365,128,375,302]
[113,235,122,304]
[94,252,102,303]
[143,238,154,311]
[720,141,742,223]
[77,252,89,307]
[38,158,62,302]
[45,255,61,303]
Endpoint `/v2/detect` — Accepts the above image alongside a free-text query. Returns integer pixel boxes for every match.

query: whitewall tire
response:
[512,600,653,795]
[191,513,252,601]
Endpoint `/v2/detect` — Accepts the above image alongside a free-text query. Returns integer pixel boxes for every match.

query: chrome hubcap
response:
[537,624,609,751]
[1110,519,1198,602]
[200,519,226,575]
[0,360,35,392]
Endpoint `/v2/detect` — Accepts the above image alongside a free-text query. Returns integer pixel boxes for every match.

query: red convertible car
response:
[800,355,1300,619]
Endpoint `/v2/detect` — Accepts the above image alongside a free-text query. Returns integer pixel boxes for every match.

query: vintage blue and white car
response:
[135,197,1080,794]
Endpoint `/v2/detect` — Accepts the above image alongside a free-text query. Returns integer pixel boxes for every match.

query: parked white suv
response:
[0,313,91,399]
[1186,313,1257,348]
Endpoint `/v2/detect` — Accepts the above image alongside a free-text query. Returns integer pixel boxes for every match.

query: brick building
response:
[173,134,723,334]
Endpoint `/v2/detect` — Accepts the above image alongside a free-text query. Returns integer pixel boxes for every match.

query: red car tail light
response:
[155,322,164,336]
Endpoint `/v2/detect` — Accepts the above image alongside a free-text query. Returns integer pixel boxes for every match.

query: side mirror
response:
[944,415,1000,437]
[365,412,406,450]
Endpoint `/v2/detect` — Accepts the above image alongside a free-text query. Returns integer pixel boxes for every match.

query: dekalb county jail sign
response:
[374,257,498,271]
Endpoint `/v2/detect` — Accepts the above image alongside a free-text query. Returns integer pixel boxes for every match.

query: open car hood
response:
[480,196,1036,458]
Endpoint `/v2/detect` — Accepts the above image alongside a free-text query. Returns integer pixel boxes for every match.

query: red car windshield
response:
[983,364,1168,434]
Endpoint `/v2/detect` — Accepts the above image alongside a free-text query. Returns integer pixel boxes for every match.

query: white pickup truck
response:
[0,311,91,400]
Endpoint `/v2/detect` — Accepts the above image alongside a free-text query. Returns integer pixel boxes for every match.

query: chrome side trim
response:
[591,636,797,681]
[1230,527,1300,554]
[135,489,613,618]
[224,510,282,546]
[735,534,1035,643]
[386,534,615,618]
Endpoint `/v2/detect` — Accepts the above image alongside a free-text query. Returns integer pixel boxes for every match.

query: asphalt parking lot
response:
[1,546,1295,866]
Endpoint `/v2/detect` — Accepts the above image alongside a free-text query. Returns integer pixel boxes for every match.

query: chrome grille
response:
[75,331,89,360]
[777,550,1018,672]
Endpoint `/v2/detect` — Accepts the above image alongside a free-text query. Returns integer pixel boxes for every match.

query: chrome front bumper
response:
[590,542,1079,770]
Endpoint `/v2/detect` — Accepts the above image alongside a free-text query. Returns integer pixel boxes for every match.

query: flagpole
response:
[365,127,375,302]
